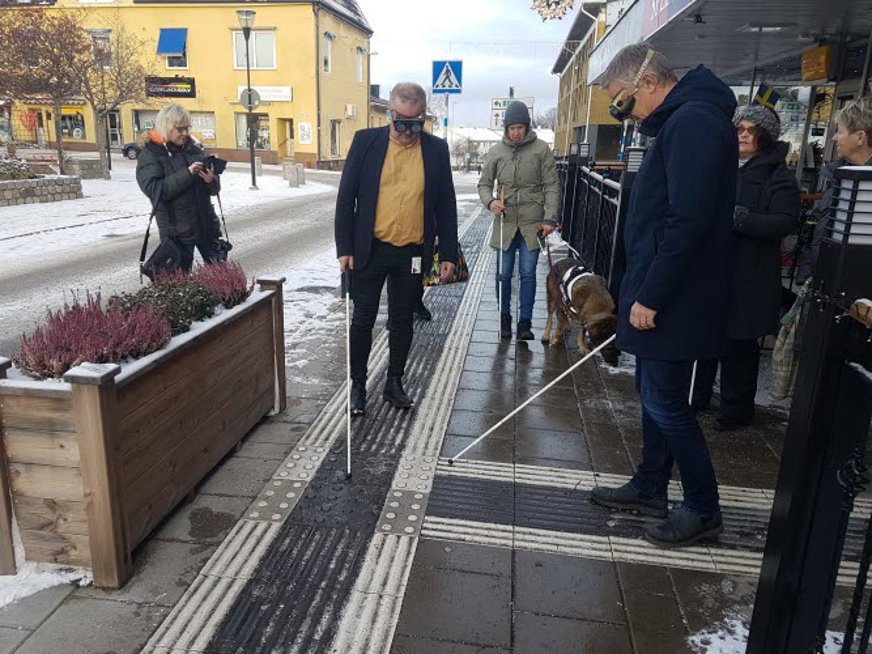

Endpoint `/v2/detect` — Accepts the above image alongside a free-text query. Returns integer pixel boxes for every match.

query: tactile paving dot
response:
[247,476,310,523]
[376,489,429,537]
[390,455,437,492]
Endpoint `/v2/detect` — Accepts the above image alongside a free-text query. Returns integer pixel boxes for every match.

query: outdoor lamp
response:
[829,167,872,245]
[235,9,258,190]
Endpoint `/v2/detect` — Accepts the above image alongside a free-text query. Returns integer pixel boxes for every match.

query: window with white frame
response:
[233,30,276,70]
[330,119,341,157]
[356,47,365,83]
[323,32,335,74]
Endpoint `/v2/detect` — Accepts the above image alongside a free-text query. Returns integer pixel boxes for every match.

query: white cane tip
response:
[346,472,352,479]
[447,459,454,466]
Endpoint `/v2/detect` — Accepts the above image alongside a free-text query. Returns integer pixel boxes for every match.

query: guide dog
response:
[542,257,617,354]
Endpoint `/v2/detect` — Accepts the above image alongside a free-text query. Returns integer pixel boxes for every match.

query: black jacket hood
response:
[639,65,737,137]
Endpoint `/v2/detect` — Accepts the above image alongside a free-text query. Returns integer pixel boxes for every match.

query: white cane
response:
[497,186,505,342]
[688,360,698,407]
[343,269,352,479]
[448,334,616,464]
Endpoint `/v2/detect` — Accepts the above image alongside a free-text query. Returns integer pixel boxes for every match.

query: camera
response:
[213,237,233,263]
[203,155,228,175]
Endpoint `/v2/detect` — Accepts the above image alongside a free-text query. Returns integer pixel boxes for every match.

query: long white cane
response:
[497,187,505,342]
[343,269,352,479]
[688,360,698,407]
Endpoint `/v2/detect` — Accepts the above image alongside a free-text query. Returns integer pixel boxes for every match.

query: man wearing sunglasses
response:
[335,82,458,416]
[588,45,737,549]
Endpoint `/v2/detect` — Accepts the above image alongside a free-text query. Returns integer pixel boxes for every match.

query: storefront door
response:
[107,111,123,147]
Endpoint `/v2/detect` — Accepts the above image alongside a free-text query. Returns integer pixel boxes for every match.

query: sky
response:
[355,0,577,128]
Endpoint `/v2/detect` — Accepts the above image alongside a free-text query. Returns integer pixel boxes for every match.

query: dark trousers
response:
[630,357,720,516]
[179,241,218,272]
[693,339,761,423]
[350,240,423,381]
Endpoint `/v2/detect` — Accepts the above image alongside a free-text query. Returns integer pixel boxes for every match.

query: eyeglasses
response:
[737,125,759,136]
[173,125,191,133]
[393,119,424,134]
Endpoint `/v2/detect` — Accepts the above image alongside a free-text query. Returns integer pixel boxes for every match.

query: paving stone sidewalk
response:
[0,204,857,654]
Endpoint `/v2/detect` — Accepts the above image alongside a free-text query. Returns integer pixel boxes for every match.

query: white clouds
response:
[357,0,573,126]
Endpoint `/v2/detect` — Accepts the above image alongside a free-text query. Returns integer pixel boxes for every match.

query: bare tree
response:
[0,9,90,172]
[77,16,153,173]
[535,107,558,131]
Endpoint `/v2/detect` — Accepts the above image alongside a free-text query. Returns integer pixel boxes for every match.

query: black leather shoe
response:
[383,375,413,409]
[590,482,668,518]
[500,314,512,340]
[645,507,723,548]
[517,319,534,341]
[414,304,433,321]
[350,380,366,416]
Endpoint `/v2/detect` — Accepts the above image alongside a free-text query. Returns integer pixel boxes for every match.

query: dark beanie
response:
[504,101,530,129]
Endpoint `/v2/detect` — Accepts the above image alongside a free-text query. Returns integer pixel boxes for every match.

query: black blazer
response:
[334,126,458,271]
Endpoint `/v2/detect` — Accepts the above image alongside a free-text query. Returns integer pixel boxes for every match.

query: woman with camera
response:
[136,103,224,272]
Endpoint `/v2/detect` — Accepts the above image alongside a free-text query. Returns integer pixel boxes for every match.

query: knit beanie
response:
[733,104,781,140]
[504,101,531,129]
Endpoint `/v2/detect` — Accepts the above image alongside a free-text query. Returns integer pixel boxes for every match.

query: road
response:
[0,166,481,359]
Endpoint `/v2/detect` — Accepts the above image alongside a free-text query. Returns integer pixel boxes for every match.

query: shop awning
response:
[156,28,187,57]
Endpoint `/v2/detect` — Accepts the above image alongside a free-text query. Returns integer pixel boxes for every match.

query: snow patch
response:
[601,352,635,375]
[688,616,843,653]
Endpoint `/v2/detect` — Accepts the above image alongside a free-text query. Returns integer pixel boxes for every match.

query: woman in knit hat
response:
[477,101,560,340]
[692,103,800,430]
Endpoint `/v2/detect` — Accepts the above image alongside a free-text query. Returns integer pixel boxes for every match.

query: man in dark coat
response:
[589,45,737,547]
[335,82,458,415]
[136,103,222,272]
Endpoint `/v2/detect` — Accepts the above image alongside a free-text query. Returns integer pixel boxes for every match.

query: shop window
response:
[190,111,216,143]
[236,113,270,150]
[60,111,87,140]
[233,31,275,70]
[330,119,341,157]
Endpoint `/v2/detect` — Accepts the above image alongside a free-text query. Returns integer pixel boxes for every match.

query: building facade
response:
[2,0,372,168]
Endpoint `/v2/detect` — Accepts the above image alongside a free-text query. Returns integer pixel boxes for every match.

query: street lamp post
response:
[236,9,257,190]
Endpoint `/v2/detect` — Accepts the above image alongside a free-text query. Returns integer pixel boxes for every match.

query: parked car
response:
[122,143,141,160]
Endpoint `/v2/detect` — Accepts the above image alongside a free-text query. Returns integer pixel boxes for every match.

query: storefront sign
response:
[801,46,831,82]
[237,86,292,102]
[146,76,197,98]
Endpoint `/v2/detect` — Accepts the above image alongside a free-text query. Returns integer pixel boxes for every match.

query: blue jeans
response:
[630,357,720,516]
[495,230,539,321]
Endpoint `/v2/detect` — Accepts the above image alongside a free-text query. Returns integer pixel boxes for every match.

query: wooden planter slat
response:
[116,308,273,475]
[13,495,89,537]
[4,429,81,468]
[0,394,76,432]
[0,279,286,587]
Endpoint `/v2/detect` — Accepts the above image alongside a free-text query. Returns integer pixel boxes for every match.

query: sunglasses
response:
[393,119,424,134]
[608,49,656,123]
[736,125,760,136]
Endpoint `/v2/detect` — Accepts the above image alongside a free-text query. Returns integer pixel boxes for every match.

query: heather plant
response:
[0,158,37,181]
[14,293,171,379]
[110,277,219,335]
[191,262,252,309]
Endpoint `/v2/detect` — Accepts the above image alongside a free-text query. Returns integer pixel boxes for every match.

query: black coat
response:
[728,142,801,339]
[618,65,738,361]
[334,127,458,270]
[136,138,221,244]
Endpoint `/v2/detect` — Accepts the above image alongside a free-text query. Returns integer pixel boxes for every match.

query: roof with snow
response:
[130,0,372,35]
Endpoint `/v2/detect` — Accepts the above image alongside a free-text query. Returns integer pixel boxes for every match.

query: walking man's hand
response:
[338,255,354,272]
[440,261,456,283]
[630,302,657,331]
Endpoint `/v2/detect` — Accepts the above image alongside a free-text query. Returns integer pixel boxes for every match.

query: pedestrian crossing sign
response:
[432,60,463,94]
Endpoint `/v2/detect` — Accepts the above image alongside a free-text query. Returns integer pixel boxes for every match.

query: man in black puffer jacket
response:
[589,45,737,548]
[136,103,222,272]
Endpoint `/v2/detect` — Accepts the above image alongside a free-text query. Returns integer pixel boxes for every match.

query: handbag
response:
[139,207,183,282]
[424,240,469,286]
[770,280,810,400]
[213,193,233,263]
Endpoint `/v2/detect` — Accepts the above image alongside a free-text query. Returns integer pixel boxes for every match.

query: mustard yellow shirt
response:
[373,136,425,246]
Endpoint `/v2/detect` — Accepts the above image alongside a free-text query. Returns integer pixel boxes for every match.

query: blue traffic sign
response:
[432,60,463,94]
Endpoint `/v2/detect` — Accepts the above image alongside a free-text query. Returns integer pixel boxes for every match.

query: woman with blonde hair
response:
[136,102,222,272]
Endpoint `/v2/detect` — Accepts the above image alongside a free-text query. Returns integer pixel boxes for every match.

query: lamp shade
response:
[236,9,256,29]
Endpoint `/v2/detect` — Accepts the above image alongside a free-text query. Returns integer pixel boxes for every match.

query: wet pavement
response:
[1,185,861,653]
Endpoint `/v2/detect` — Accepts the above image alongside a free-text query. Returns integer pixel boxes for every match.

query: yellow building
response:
[5,0,372,168]
[552,3,623,161]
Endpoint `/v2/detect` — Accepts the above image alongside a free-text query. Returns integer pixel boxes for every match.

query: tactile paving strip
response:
[377,489,428,537]
[392,453,438,492]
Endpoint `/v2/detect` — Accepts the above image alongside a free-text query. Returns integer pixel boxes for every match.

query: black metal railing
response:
[748,168,872,653]
[556,159,634,300]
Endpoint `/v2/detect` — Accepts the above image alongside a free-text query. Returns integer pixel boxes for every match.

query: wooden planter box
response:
[0,277,287,588]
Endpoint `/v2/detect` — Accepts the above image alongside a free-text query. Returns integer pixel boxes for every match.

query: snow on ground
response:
[688,616,843,653]
[0,163,333,260]
[0,521,91,609]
